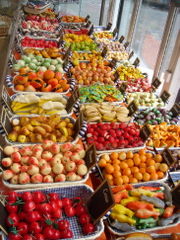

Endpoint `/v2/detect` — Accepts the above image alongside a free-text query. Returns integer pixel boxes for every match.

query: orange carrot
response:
[114,190,128,203]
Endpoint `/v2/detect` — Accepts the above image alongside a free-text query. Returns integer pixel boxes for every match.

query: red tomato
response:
[8,233,22,240]
[52,208,62,219]
[23,201,36,212]
[48,193,59,201]
[22,234,33,240]
[60,229,73,239]
[43,226,56,239]
[56,199,62,208]
[58,220,70,230]
[83,223,95,234]
[18,212,26,221]
[75,204,87,216]
[6,192,18,202]
[39,203,52,213]
[21,192,33,201]
[17,222,28,235]
[29,222,42,233]
[6,213,19,226]
[6,202,18,213]
[34,233,45,240]
[62,198,71,208]
[79,213,91,225]
[27,211,41,222]
[64,206,75,217]
[32,191,46,203]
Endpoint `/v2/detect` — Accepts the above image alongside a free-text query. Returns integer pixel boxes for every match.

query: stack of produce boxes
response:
[0,3,179,240]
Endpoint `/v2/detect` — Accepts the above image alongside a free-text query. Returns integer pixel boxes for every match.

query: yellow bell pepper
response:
[130,189,154,197]
[120,197,139,206]
[111,212,136,225]
[112,204,134,218]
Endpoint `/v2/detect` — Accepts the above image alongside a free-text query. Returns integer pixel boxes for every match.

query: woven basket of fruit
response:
[0,141,90,189]
[97,149,169,186]
[107,182,180,236]
[1,184,104,240]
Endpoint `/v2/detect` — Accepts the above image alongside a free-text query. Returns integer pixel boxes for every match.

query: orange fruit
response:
[126,151,133,158]
[98,158,107,167]
[102,154,110,161]
[154,154,163,163]
[146,152,153,159]
[133,153,140,159]
[131,166,139,174]
[159,163,168,172]
[154,163,160,170]
[147,159,155,167]
[110,152,119,160]
[113,170,121,178]
[122,175,129,184]
[139,162,146,168]
[104,174,113,181]
[147,166,156,174]
[112,159,120,166]
[120,162,128,169]
[139,167,146,174]
[113,164,120,171]
[133,157,141,166]
[143,172,150,181]
[118,152,127,160]
[105,164,114,174]
[114,177,123,186]
[126,159,134,168]
[150,172,158,181]
[123,168,131,176]
[129,177,138,184]
[139,155,146,162]
[139,149,146,155]
[44,70,55,80]
[157,171,164,179]
[134,172,143,181]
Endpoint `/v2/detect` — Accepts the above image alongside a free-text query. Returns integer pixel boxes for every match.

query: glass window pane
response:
[131,0,170,77]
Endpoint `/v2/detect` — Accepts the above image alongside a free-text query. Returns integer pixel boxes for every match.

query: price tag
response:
[114,71,119,81]
[0,107,12,136]
[106,22,112,30]
[86,180,115,224]
[101,47,108,58]
[162,148,176,167]
[152,78,161,90]
[109,58,117,69]
[113,28,118,37]
[88,25,94,35]
[85,20,91,28]
[119,35,125,43]
[0,202,8,235]
[2,86,12,113]
[85,15,90,21]
[119,83,127,94]
[140,125,151,141]
[133,58,140,67]
[128,51,134,60]
[124,42,129,49]
[171,182,180,206]
[170,103,180,117]
[66,88,79,113]
[160,90,171,103]
[84,144,97,170]
[73,112,84,140]
[127,101,138,116]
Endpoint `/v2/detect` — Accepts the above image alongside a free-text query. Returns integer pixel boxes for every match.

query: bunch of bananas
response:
[81,103,131,122]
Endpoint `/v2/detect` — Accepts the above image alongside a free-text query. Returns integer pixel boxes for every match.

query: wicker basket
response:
[0,15,11,36]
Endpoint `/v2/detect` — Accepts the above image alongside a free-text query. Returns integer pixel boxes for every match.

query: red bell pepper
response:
[135,209,160,219]
[163,205,175,218]
[126,201,154,211]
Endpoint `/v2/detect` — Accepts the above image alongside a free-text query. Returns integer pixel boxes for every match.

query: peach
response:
[41,151,53,161]
[65,161,76,172]
[28,157,39,166]
[44,70,55,80]
[28,165,39,175]
[39,159,47,167]
[3,146,15,156]
[31,173,43,183]
[60,142,73,152]
[11,152,21,163]
[55,174,66,182]
[15,84,25,91]
[77,164,88,176]
[21,165,29,172]
[61,156,70,165]
[52,163,64,174]
[53,153,63,161]
[19,147,32,156]
[11,163,21,174]
[49,143,60,154]
[51,157,61,166]
[2,157,12,167]
[10,175,19,184]
[3,170,14,180]
[21,156,29,165]
[42,140,54,150]
[66,172,77,181]
[19,172,30,184]
[40,163,52,175]
[43,175,54,183]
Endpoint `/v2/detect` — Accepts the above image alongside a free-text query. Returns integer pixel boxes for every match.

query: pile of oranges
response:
[98,149,168,186]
